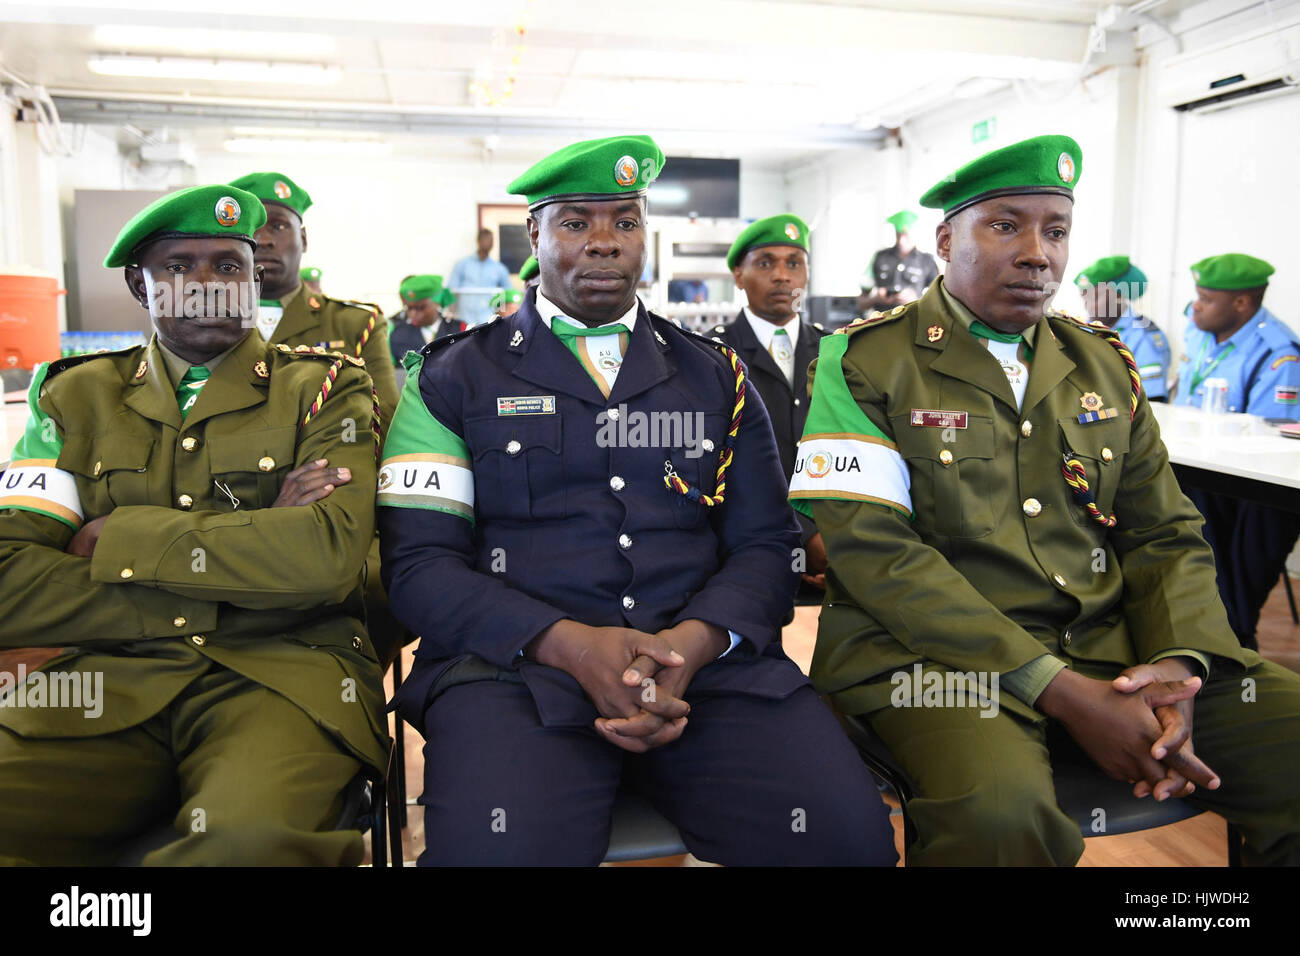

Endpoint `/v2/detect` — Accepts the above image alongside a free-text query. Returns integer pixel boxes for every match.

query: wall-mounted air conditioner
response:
[1158,17,1300,113]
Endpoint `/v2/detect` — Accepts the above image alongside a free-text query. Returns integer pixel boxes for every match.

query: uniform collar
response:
[156,336,242,386]
[534,289,638,333]
[742,307,800,352]
[260,284,302,308]
[939,280,1037,349]
[1217,305,1270,350]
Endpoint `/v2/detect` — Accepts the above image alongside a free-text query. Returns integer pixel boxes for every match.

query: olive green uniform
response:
[0,332,387,865]
[803,279,1300,865]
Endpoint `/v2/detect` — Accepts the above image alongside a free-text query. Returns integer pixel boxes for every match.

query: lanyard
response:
[1190,335,1234,393]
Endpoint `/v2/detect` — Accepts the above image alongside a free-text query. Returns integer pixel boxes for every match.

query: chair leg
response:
[1283,573,1298,625]
[1226,822,1244,867]
[387,749,404,865]
[393,651,408,829]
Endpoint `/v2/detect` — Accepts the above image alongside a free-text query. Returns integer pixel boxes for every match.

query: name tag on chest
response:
[497,395,557,416]
[911,409,968,429]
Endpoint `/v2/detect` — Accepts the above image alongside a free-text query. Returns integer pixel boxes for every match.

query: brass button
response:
[93,460,102,477]
[173,616,186,628]
[1062,629,1073,647]
[1020,420,1033,438]
[939,449,954,466]
[1101,447,1114,463]
[190,634,207,647]
[119,568,134,579]
[177,494,193,510]
[182,437,198,452]
[506,440,522,456]
[1022,497,1042,518]
[351,636,363,650]
[1052,573,1067,588]
[258,456,275,472]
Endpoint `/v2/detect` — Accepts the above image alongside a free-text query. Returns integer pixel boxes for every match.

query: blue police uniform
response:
[1114,307,1171,401]
[1174,305,1300,417]
[377,287,895,865]
[1173,304,1300,648]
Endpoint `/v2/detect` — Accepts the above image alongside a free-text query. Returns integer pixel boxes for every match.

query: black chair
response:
[835,710,1242,865]
[602,790,688,864]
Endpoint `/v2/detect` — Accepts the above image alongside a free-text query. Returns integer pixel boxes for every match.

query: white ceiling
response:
[0,0,1185,167]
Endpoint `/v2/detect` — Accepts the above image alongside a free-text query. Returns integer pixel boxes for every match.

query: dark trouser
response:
[412,680,897,866]
[1184,488,1300,649]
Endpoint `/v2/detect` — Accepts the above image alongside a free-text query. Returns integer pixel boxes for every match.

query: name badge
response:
[910,409,967,429]
[497,395,557,416]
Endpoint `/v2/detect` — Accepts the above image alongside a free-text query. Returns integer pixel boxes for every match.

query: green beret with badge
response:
[228,171,313,219]
[519,256,539,282]
[1190,253,1275,290]
[886,209,918,232]
[507,134,665,210]
[920,134,1083,219]
[103,183,267,268]
[400,274,446,304]
[726,214,811,271]
[300,265,322,282]
[489,288,524,310]
[1075,255,1148,298]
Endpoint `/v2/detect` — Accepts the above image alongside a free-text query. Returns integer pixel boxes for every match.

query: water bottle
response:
[1202,377,1229,416]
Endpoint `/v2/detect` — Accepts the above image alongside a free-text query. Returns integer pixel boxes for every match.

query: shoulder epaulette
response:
[835,307,906,335]
[811,321,827,334]
[44,346,139,382]
[711,323,729,337]
[419,319,496,357]
[337,298,383,317]
[271,342,366,368]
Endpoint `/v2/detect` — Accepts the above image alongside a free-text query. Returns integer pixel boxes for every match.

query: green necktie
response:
[176,365,211,420]
[550,320,631,396]
[970,319,1034,366]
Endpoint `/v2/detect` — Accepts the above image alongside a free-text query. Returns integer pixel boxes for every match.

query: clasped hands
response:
[1038,656,1220,802]
[525,618,729,753]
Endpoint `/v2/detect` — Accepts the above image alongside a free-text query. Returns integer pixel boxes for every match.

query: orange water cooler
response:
[0,273,65,371]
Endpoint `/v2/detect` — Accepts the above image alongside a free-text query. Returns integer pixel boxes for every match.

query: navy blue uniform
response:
[377,288,894,865]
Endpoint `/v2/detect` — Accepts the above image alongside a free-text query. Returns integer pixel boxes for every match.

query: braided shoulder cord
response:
[663,343,746,507]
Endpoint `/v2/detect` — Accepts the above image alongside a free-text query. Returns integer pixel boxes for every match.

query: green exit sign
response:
[972,118,996,144]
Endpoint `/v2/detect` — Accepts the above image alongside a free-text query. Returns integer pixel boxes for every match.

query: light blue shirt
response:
[1113,307,1172,400]
[1174,305,1300,418]
[448,255,512,327]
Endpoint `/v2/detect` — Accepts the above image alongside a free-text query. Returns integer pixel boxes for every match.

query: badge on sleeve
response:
[1276,385,1299,405]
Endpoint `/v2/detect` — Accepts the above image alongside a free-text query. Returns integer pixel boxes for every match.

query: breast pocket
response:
[58,434,155,511]
[891,414,996,538]
[207,426,297,510]
[1057,418,1130,529]
[466,415,565,521]
[662,412,729,529]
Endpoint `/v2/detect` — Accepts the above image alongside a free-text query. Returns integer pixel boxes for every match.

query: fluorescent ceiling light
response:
[88,55,340,85]
[223,137,391,157]
[92,25,336,57]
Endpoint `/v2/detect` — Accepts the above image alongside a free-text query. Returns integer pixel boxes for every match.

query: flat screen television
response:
[648,157,740,219]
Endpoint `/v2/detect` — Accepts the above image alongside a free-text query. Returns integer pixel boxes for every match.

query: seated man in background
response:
[1074,255,1170,401]
[714,214,828,599]
[379,134,896,866]
[797,134,1300,866]
[1172,253,1300,649]
[0,185,388,865]
[859,209,940,315]
[389,274,465,366]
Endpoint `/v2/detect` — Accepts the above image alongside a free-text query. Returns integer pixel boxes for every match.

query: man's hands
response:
[802,532,828,590]
[1037,660,1220,801]
[272,459,351,508]
[66,515,110,557]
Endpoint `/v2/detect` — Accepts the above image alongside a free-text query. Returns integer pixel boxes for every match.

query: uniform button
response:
[177,494,193,510]
[506,440,522,456]
[92,460,102,477]
[190,634,207,647]
[622,595,636,610]
[173,616,186,628]
[1062,629,1073,647]
[702,438,715,453]
[609,476,625,492]
[618,534,632,550]
[939,449,953,466]
[119,568,134,579]
[794,398,801,406]
[258,456,275,472]
[181,437,199,452]
[352,636,363,650]
[1052,573,1067,588]
[1101,447,1114,463]
[607,407,620,421]
[1022,497,1042,517]
[1020,420,1033,438]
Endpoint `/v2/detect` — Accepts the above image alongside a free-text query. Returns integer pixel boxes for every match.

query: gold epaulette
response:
[272,342,366,367]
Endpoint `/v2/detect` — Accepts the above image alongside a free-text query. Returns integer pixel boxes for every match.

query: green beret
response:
[507,135,665,211]
[1074,255,1147,298]
[490,289,524,309]
[103,184,266,269]
[300,266,322,282]
[886,210,918,232]
[519,256,539,282]
[920,134,1082,219]
[1190,253,1275,291]
[726,214,811,271]
[437,286,456,307]
[228,171,313,219]
[399,274,445,304]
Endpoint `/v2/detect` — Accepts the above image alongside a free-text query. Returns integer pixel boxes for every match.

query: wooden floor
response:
[376,576,1300,866]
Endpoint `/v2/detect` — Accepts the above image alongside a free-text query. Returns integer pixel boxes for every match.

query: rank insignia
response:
[1080,391,1103,412]
[654,330,666,345]
[308,296,321,309]
[1077,408,1118,424]
[927,325,944,343]
[133,360,148,379]
[614,155,639,187]
[510,329,524,347]
[253,360,269,379]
